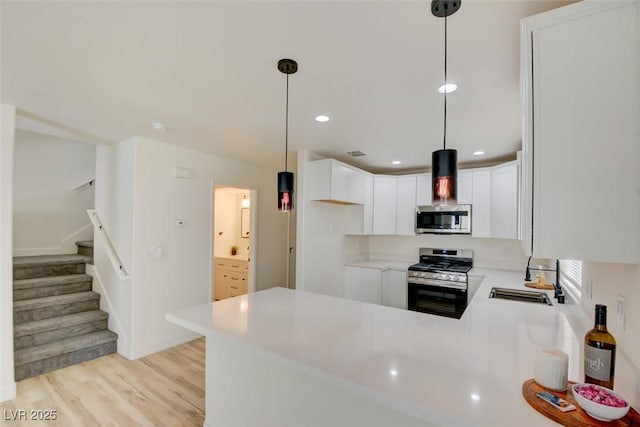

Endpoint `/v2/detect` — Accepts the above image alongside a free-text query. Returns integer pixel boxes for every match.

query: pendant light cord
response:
[443,13,448,150]
[285,73,289,172]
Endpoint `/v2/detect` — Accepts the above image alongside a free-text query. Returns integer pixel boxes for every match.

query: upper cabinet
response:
[521,1,640,263]
[372,176,398,235]
[471,169,491,238]
[490,162,519,240]
[307,159,365,204]
[372,175,417,236]
[396,176,417,235]
[309,157,520,240]
[415,173,432,206]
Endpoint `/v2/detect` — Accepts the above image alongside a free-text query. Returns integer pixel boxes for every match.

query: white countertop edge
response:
[166,300,471,427]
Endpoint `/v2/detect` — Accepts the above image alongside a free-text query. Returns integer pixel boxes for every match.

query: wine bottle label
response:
[584,345,612,381]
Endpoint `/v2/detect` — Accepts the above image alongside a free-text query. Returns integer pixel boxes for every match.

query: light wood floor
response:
[0,338,205,426]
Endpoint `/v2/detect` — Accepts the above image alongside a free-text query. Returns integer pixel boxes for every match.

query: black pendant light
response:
[277,58,298,212]
[431,0,461,207]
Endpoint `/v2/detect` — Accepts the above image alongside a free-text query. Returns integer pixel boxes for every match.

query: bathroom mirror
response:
[241,208,250,238]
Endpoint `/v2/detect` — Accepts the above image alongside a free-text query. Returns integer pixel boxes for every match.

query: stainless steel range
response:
[407,248,476,319]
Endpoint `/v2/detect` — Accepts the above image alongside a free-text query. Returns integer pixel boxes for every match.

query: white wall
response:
[13,130,95,256]
[95,137,287,360]
[94,140,136,358]
[0,105,16,402]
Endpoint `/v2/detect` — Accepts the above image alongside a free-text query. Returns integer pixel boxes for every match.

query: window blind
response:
[559,259,582,299]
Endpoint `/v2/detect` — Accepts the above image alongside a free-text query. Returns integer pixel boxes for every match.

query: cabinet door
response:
[345,173,374,235]
[396,176,417,235]
[471,170,491,238]
[524,2,640,262]
[457,171,473,205]
[491,162,518,239]
[416,173,432,206]
[214,269,229,300]
[344,267,382,304]
[382,270,407,309]
[372,176,397,235]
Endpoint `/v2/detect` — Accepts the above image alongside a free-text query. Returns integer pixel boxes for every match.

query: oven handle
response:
[408,279,467,291]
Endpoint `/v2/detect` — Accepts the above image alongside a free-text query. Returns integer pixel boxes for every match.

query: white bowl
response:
[572,383,630,422]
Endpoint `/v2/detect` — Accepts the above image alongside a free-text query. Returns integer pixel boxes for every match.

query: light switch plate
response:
[617,295,625,330]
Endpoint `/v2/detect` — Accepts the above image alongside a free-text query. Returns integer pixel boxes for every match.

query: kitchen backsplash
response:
[366,235,528,270]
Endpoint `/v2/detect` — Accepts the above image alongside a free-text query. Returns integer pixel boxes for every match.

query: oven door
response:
[407,281,468,319]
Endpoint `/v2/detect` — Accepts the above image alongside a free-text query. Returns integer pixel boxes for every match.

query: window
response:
[559,259,583,300]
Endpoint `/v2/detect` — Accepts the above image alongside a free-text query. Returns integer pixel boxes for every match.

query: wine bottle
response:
[584,304,616,389]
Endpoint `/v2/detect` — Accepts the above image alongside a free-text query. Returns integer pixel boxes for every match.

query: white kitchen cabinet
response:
[307,158,364,204]
[491,162,519,239]
[373,175,416,235]
[382,270,407,309]
[416,173,432,206]
[471,169,491,238]
[396,176,417,235]
[344,266,382,305]
[372,176,397,235]
[457,171,473,205]
[346,173,374,235]
[521,1,640,263]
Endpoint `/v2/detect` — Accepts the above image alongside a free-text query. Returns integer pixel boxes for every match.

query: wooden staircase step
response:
[13,254,92,280]
[13,274,92,300]
[14,330,117,381]
[13,292,100,324]
[14,310,109,350]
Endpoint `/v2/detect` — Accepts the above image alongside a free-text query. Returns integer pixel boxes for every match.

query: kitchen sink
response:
[488,287,553,305]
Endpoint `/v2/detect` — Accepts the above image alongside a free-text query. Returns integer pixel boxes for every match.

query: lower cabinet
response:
[344,266,407,309]
[382,270,407,309]
[344,266,382,304]
[213,258,249,301]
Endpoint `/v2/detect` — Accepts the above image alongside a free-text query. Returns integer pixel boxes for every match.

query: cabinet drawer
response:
[226,271,248,294]
[214,258,248,273]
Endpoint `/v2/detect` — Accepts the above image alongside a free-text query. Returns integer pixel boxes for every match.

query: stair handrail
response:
[73,177,95,192]
[86,209,131,280]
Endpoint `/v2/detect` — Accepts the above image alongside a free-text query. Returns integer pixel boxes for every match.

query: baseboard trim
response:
[130,330,202,360]
[0,381,16,403]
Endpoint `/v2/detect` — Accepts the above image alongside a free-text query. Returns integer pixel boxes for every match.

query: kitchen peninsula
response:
[167,268,635,427]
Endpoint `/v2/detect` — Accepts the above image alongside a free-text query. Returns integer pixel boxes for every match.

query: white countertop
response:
[168,268,593,426]
[344,259,413,271]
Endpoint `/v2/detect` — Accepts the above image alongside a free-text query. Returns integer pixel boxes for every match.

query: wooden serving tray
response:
[524,282,555,290]
[523,379,640,426]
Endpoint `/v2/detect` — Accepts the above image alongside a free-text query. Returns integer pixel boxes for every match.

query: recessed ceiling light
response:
[470,393,481,401]
[473,150,485,156]
[151,122,167,132]
[438,83,458,94]
[392,160,402,165]
[315,115,330,123]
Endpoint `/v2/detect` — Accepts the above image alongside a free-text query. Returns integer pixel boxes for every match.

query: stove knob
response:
[419,272,427,278]
[447,275,456,281]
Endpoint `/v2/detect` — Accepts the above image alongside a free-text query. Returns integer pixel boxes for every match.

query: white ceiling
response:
[1,0,574,173]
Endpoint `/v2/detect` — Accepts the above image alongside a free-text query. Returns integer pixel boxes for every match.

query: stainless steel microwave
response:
[415,205,472,234]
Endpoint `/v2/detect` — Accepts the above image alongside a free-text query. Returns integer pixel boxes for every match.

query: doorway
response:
[211,186,256,301]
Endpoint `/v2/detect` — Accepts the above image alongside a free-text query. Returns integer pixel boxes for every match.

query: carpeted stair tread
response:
[13,291,100,312]
[13,274,92,290]
[75,241,93,248]
[13,254,92,267]
[15,330,117,366]
[14,310,108,338]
